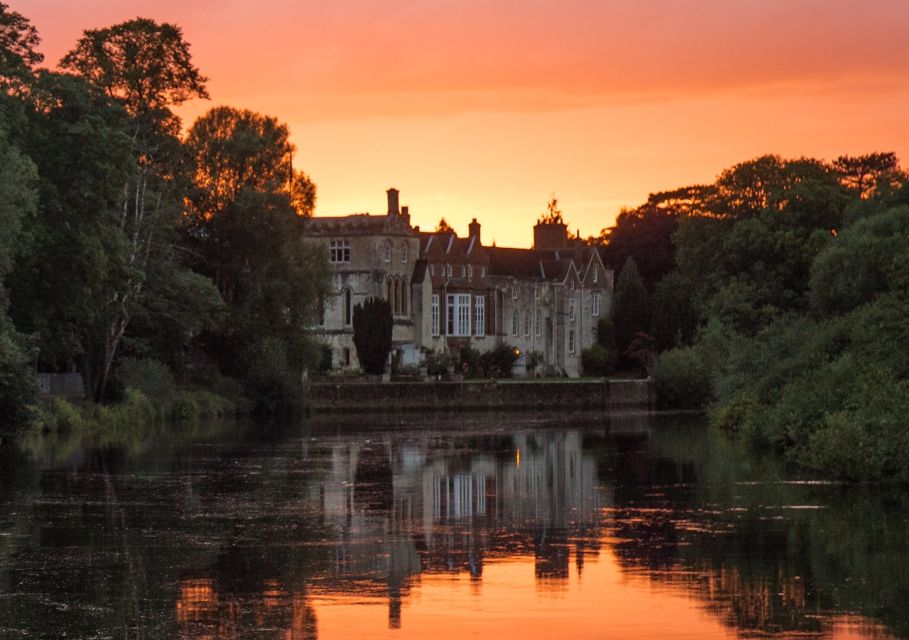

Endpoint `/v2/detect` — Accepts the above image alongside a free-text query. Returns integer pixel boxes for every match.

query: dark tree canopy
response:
[0,2,42,87]
[60,18,208,132]
[186,106,315,219]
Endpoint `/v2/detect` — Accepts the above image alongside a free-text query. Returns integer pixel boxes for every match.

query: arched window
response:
[384,239,392,262]
[535,310,542,336]
[387,278,394,311]
[400,277,408,316]
[401,241,408,263]
[511,309,518,336]
[524,310,530,337]
[343,287,353,326]
[394,278,402,316]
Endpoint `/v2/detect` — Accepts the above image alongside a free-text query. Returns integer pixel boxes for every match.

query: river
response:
[0,412,906,639]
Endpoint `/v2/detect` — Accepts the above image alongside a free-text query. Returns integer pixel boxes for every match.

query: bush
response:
[478,344,518,378]
[114,357,176,413]
[652,347,712,410]
[352,297,393,375]
[458,345,481,377]
[0,327,37,437]
[244,337,303,414]
[424,351,452,377]
[581,344,615,377]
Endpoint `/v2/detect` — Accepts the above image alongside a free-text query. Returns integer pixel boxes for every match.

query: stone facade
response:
[306,189,614,376]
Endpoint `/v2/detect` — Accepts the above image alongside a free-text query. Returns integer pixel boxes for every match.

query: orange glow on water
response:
[19,0,909,245]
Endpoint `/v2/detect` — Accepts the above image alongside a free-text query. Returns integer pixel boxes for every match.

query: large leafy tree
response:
[58,18,209,400]
[183,107,328,391]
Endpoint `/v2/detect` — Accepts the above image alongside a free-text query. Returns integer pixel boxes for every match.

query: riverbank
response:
[305,378,654,413]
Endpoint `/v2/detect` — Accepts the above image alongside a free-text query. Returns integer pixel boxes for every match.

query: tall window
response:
[523,310,530,337]
[432,294,440,336]
[475,296,485,336]
[568,298,576,321]
[446,264,452,277]
[535,310,542,337]
[384,240,392,262]
[461,266,466,278]
[592,293,600,316]
[387,278,394,312]
[401,277,408,316]
[568,328,576,353]
[393,279,402,315]
[447,294,471,336]
[511,309,518,336]
[468,265,473,278]
[593,268,598,283]
[330,240,350,263]
[480,267,486,278]
[343,287,353,326]
[401,241,408,263]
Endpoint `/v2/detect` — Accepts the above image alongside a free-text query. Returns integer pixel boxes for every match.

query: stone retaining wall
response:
[305,379,653,413]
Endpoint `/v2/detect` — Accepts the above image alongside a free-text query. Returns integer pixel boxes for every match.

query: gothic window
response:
[343,287,353,326]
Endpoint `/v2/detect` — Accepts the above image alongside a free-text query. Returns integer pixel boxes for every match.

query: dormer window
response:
[468,265,473,278]
[593,268,598,283]
[461,266,466,278]
[446,264,452,277]
[480,267,486,278]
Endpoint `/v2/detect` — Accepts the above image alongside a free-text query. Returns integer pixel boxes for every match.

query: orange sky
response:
[17,0,909,247]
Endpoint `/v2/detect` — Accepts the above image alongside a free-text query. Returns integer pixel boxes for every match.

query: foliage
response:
[423,351,452,377]
[58,17,210,400]
[612,258,650,358]
[477,344,518,378]
[0,1,42,90]
[527,350,544,376]
[113,357,176,412]
[352,297,393,375]
[595,316,616,352]
[651,347,711,410]
[649,272,697,351]
[580,344,615,377]
[244,337,304,414]
[458,345,481,377]
[537,196,564,225]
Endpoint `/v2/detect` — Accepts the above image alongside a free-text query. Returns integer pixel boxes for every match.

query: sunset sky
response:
[18,0,909,247]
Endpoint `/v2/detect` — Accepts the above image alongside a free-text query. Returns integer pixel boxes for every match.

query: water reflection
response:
[0,412,905,639]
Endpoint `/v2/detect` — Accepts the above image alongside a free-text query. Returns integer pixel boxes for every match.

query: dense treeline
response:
[597,153,909,481]
[0,4,329,435]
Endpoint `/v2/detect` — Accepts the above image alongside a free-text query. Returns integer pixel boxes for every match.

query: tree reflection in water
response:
[0,412,905,639]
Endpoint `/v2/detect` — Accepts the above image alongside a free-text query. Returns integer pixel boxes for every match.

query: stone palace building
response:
[305,189,614,377]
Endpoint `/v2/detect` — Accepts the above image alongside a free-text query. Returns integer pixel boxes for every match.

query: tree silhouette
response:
[352,298,393,375]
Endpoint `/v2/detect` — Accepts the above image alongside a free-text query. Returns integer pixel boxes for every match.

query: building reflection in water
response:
[311,429,606,629]
[166,415,902,640]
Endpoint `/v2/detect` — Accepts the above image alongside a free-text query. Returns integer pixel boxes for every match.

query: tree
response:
[352,298,393,375]
[0,2,42,91]
[184,106,315,220]
[59,18,209,400]
[833,152,905,200]
[0,109,38,433]
[650,272,697,352]
[538,197,564,225]
[436,218,452,232]
[612,258,650,359]
[183,107,329,394]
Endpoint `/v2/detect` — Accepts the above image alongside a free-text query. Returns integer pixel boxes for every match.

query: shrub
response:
[114,357,176,412]
[581,344,615,377]
[424,351,452,377]
[478,344,518,378]
[245,337,303,414]
[0,327,37,437]
[352,297,393,375]
[458,345,481,377]
[652,347,712,410]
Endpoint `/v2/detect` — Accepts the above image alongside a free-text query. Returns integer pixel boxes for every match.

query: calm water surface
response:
[0,412,907,639]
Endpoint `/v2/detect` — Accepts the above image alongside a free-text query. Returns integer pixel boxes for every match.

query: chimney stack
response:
[468,218,481,244]
[386,188,400,216]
